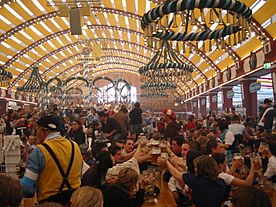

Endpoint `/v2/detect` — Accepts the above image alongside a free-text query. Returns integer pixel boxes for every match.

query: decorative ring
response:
[154,25,240,41]
[141,0,252,41]
[17,85,41,92]
[139,62,193,74]
[141,82,177,90]
[140,92,168,98]
[0,69,13,78]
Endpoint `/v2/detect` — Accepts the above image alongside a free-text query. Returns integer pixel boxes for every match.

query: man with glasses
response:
[20,115,83,205]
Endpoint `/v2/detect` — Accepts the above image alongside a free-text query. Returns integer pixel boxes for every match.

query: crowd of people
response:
[0,98,275,207]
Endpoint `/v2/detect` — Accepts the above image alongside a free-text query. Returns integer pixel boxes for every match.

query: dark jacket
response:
[68,129,85,145]
[164,120,180,139]
[101,117,122,136]
[82,151,113,188]
[112,111,130,137]
[129,107,142,125]
[264,108,275,131]
[103,185,145,207]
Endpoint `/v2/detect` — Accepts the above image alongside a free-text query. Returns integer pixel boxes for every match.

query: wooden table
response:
[142,178,176,207]
[265,188,276,207]
[272,189,276,207]
[141,182,276,207]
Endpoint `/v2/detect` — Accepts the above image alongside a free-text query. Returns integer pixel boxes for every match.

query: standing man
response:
[129,102,142,132]
[218,120,236,166]
[20,115,83,205]
[112,105,130,139]
[163,109,180,140]
[258,99,273,119]
[229,115,245,135]
[258,99,274,132]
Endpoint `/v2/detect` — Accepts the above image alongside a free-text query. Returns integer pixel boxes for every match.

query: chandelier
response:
[140,82,177,91]
[66,87,83,98]
[17,66,45,93]
[0,68,12,87]
[140,92,168,98]
[139,40,193,81]
[142,0,252,51]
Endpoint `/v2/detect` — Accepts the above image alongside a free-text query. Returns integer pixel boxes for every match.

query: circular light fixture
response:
[142,0,252,44]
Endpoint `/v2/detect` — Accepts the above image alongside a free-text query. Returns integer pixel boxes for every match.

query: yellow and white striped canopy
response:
[0,0,275,92]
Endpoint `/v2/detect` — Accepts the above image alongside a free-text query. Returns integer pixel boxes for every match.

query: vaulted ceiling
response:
[0,0,275,93]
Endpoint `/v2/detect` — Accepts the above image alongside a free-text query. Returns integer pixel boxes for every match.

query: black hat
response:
[264,98,272,104]
[37,115,60,131]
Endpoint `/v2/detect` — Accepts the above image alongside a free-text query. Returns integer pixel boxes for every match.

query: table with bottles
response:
[140,137,176,207]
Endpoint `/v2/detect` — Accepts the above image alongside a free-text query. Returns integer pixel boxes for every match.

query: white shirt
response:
[229,123,245,135]
[82,161,90,175]
[106,157,140,181]
[258,107,274,127]
[264,155,276,178]
[168,177,189,193]
[202,119,208,128]
[224,130,235,145]
[218,172,235,185]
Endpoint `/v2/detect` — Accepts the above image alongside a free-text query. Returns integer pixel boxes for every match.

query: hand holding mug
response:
[258,143,269,158]
[140,173,155,189]
[157,156,168,168]
[231,159,243,169]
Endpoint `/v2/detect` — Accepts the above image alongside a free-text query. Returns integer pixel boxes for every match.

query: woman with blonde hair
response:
[71,186,103,207]
[103,168,145,207]
[166,155,227,207]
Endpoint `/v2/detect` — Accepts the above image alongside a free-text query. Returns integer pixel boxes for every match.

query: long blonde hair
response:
[71,186,103,207]
[116,168,139,194]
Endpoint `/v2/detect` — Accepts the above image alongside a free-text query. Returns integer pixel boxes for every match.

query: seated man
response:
[106,141,151,184]
[20,115,83,205]
[206,139,226,155]
[171,136,184,157]
[163,140,188,182]
[121,138,136,161]
[109,145,123,164]
[97,111,122,141]
[259,139,276,181]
